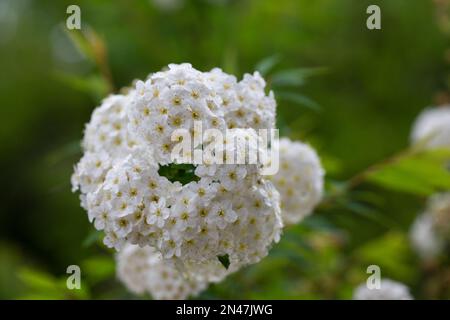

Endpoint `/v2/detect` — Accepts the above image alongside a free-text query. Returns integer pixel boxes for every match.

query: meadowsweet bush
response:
[353,279,413,300]
[5,0,450,302]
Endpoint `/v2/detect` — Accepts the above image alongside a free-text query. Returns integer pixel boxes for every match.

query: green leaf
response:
[45,140,81,166]
[81,256,115,284]
[271,67,327,87]
[17,268,60,294]
[18,293,66,300]
[354,232,418,282]
[54,72,109,101]
[255,54,282,76]
[82,230,103,248]
[158,163,199,185]
[366,149,450,196]
[276,91,321,111]
[340,200,399,229]
[64,27,107,65]
[218,254,230,269]
[222,46,238,75]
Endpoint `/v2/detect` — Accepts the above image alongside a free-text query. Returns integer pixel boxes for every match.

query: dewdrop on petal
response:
[267,138,324,226]
[411,106,450,149]
[353,279,413,300]
[117,244,207,300]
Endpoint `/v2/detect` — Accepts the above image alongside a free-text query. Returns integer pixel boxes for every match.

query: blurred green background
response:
[1,0,449,299]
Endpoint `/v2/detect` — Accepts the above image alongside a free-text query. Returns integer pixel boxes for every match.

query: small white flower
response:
[410,192,450,260]
[410,214,444,260]
[353,279,413,300]
[208,201,237,229]
[411,105,450,149]
[146,198,170,228]
[219,165,247,189]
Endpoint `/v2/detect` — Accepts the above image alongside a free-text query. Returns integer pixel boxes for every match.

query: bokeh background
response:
[0,0,449,299]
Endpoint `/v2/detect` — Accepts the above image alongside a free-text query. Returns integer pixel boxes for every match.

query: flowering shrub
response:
[72,64,293,285]
[71,63,332,298]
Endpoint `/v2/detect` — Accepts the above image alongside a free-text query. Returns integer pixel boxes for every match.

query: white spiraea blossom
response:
[71,94,142,210]
[267,138,324,225]
[72,64,282,275]
[410,214,444,260]
[411,106,450,149]
[410,192,450,259]
[117,244,208,300]
[129,63,276,164]
[353,279,413,300]
[87,147,282,267]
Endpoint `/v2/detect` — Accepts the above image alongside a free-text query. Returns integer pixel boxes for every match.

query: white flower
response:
[218,165,247,189]
[353,279,413,300]
[267,137,324,225]
[117,244,240,300]
[410,192,450,260]
[411,106,450,149]
[208,201,237,229]
[146,198,170,228]
[410,214,444,260]
[116,244,208,300]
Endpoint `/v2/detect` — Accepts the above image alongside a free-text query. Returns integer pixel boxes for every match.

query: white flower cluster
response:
[129,64,276,164]
[411,106,450,149]
[410,192,450,260]
[71,94,141,208]
[72,64,282,277]
[116,244,208,300]
[353,279,413,300]
[267,138,324,225]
